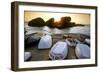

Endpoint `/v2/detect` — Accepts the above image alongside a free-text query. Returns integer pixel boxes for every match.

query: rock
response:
[24,52,32,61]
[49,41,68,60]
[53,16,77,28]
[53,28,63,34]
[69,22,76,27]
[25,34,40,47]
[28,17,84,29]
[84,38,90,44]
[45,18,54,28]
[28,17,45,27]
[54,21,62,28]
[38,35,52,49]
[69,26,90,36]
[75,44,90,59]
[84,38,90,46]
[60,16,71,28]
[42,26,51,35]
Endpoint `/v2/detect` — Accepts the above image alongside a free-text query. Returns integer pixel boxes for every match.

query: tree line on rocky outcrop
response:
[28,16,84,29]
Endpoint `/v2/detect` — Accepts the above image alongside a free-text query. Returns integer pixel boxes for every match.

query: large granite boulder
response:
[45,18,54,28]
[55,16,84,28]
[28,16,84,29]
[28,17,45,27]
[53,16,76,28]
[60,16,71,28]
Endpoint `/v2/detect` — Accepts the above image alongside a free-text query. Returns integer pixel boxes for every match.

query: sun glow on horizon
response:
[25,11,90,25]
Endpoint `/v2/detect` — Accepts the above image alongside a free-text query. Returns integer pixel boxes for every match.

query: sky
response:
[24,11,90,25]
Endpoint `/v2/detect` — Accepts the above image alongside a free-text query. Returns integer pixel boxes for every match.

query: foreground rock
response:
[24,52,32,61]
[75,43,90,59]
[38,35,52,49]
[25,34,40,48]
[49,41,68,60]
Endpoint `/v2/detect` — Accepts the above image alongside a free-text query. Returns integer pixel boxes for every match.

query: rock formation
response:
[45,18,54,28]
[28,16,84,28]
[28,17,45,27]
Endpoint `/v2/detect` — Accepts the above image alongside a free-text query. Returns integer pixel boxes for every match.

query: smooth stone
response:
[42,26,51,35]
[24,52,32,61]
[84,38,90,45]
[75,43,90,59]
[49,41,68,60]
[69,26,90,37]
[38,35,52,49]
